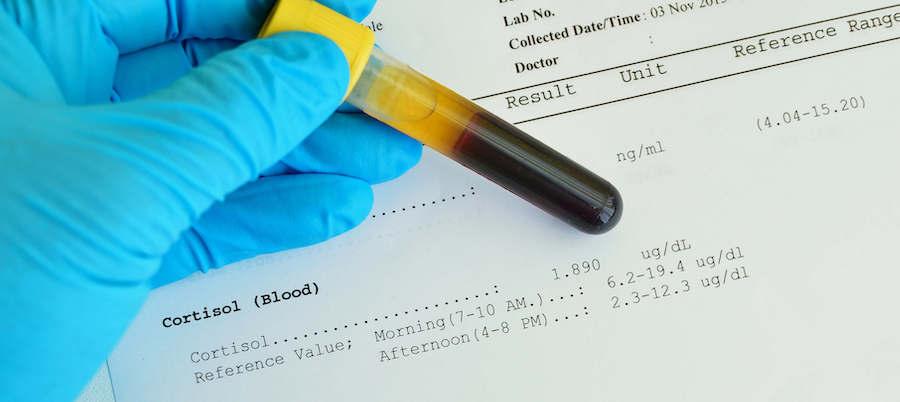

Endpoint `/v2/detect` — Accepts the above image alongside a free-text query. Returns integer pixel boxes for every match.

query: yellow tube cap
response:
[258,0,376,98]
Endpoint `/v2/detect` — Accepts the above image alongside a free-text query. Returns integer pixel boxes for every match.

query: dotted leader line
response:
[554,307,590,323]
[371,187,477,219]
[272,285,500,343]
[548,287,585,303]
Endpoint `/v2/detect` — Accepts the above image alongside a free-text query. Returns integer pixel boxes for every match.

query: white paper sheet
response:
[102,1,900,400]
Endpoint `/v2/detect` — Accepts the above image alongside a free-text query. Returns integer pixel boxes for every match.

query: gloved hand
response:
[0,0,421,401]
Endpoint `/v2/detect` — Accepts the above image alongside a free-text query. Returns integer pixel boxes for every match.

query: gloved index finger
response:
[95,0,377,54]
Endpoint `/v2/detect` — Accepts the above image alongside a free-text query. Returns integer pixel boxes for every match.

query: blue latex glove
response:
[0,0,421,400]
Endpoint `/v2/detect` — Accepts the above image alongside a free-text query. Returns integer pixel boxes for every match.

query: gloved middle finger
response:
[113,36,420,185]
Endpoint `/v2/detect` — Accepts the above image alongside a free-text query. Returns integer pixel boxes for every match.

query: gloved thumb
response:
[106,31,349,228]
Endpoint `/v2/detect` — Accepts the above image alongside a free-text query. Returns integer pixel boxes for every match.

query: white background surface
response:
[80,0,900,400]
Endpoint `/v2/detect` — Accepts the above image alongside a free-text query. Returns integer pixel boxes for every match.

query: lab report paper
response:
[104,0,900,400]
